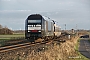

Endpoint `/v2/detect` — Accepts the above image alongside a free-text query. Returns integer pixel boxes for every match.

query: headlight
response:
[28,30,31,32]
[38,31,41,32]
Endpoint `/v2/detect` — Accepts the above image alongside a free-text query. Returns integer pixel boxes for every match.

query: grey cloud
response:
[0,0,90,30]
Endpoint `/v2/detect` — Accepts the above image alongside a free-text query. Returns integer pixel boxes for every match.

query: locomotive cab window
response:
[28,20,41,23]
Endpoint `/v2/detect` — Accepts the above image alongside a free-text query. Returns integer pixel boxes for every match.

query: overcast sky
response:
[0,0,90,30]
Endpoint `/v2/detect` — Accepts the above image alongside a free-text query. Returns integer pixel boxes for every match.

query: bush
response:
[0,24,13,35]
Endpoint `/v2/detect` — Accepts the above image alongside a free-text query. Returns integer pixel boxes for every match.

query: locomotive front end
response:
[25,14,42,40]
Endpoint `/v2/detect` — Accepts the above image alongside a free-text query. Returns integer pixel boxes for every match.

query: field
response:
[0,34,25,46]
[0,34,25,40]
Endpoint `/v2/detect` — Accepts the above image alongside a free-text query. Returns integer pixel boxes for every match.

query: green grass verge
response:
[88,39,90,42]
[74,38,89,60]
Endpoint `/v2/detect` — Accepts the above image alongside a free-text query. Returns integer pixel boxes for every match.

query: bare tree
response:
[0,24,13,34]
[0,24,3,29]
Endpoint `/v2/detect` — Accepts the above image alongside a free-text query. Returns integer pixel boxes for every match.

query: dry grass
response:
[1,35,89,60]
[26,37,79,60]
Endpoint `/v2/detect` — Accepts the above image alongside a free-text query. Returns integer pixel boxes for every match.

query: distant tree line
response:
[13,30,25,34]
[0,24,13,34]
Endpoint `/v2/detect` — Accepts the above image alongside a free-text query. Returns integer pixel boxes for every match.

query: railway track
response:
[0,39,28,47]
[0,35,67,53]
[0,42,31,52]
[0,39,53,53]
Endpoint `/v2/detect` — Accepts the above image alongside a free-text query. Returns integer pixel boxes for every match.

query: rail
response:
[0,34,79,53]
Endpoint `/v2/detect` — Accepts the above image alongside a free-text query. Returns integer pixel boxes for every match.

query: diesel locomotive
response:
[25,14,61,41]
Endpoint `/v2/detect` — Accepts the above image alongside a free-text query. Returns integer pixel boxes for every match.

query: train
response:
[25,14,61,42]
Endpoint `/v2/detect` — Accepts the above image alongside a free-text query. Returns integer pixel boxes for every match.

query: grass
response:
[73,38,89,60]
[88,38,90,40]
[88,39,90,42]
[0,34,25,40]
[0,34,24,38]
[87,32,90,35]
[75,39,80,51]
[0,34,25,46]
